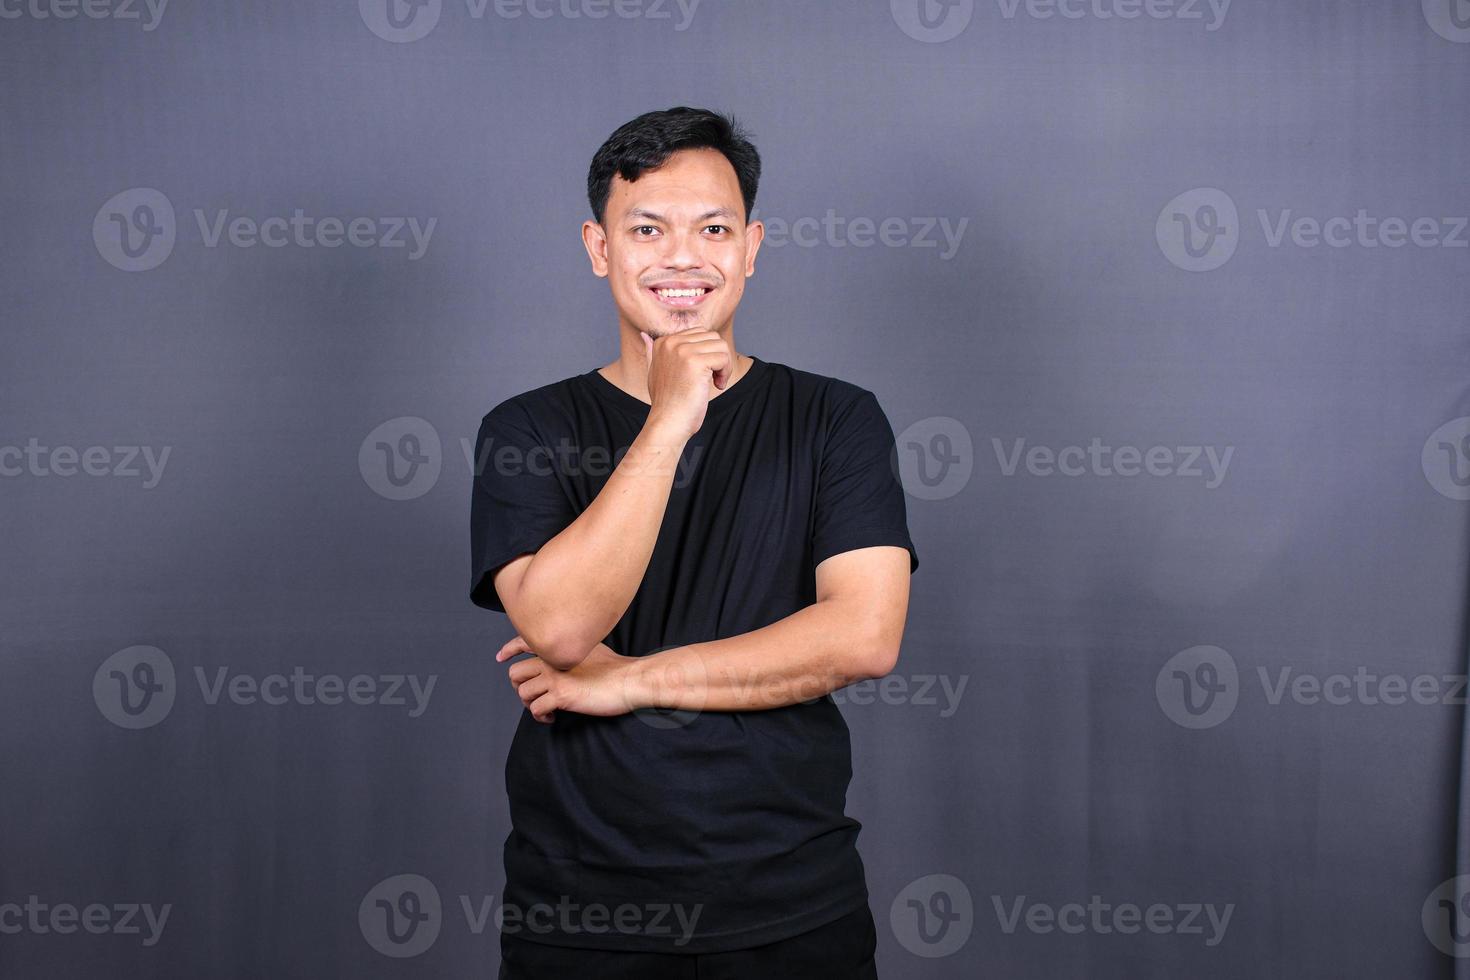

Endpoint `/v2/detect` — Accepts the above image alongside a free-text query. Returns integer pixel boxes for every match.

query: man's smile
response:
[647,280,716,308]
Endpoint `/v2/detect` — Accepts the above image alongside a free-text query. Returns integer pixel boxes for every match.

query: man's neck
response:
[599,330,751,406]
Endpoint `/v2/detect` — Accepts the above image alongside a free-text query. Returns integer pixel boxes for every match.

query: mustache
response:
[641,278,722,288]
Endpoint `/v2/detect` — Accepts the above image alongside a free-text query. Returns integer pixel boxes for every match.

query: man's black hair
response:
[586,106,761,226]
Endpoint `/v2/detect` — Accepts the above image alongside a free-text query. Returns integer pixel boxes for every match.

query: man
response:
[470,106,918,979]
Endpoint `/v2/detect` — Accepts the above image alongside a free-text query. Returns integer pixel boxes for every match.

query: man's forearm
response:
[623,597,898,712]
[511,418,688,668]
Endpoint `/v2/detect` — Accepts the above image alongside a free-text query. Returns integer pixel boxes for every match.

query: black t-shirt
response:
[468,355,919,954]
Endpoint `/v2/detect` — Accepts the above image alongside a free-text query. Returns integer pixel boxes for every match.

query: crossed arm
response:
[494,544,911,721]
[487,415,911,722]
[628,544,912,709]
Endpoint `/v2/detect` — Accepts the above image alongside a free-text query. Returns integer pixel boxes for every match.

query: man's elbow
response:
[853,625,901,680]
[862,646,901,680]
[542,639,596,671]
[531,630,598,670]
[500,561,610,669]
[509,618,596,671]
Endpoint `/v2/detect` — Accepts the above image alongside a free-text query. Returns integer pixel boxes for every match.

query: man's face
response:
[583,147,763,339]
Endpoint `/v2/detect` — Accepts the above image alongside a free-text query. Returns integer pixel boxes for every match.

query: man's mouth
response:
[648,285,714,308]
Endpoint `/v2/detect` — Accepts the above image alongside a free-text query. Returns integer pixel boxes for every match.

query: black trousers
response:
[497,904,879,980]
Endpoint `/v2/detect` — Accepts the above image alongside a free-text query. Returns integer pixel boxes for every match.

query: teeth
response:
[655,288,708,298]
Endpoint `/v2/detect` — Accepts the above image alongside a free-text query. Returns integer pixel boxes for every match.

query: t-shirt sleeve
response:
[468,401,579,613]
[810,388,919,575]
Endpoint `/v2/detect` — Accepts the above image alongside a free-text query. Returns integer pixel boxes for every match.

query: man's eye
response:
[705,225,729,234]
[633,226,659,236]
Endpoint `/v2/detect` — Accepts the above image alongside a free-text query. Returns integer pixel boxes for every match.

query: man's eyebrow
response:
[625,207,740,223]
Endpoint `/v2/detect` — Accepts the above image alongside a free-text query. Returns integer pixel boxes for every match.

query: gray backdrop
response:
[2,1,1468,977]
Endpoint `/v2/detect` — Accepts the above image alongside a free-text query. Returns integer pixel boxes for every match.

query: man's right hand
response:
[641,329,736,441]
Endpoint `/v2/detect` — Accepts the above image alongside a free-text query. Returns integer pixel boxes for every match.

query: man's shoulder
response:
[766,359,879,412]
[478,371,587,426]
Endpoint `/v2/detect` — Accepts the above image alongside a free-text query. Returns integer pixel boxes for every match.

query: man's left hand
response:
[495,636,642,723]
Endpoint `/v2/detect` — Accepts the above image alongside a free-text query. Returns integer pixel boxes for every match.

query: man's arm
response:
[490,331,743,670]
[493,414,688,670]
[623,545,912,711]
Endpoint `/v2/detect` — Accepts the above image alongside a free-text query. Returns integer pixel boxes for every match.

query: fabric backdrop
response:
[2,1,1467,977]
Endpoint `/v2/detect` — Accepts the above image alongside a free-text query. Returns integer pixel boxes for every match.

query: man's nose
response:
[657,227,703,267]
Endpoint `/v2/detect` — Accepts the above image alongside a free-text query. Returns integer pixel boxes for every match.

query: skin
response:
[581,145,763,417]
[494,145,911,723]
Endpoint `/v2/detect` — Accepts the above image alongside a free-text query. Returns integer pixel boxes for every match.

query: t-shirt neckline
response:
[584,355,769,418]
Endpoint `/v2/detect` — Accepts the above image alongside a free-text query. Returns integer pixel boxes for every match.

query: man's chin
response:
[648,316,707,336]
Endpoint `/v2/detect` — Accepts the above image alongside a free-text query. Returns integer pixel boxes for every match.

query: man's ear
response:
[744,219,764,277]
[582,219,610,278]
